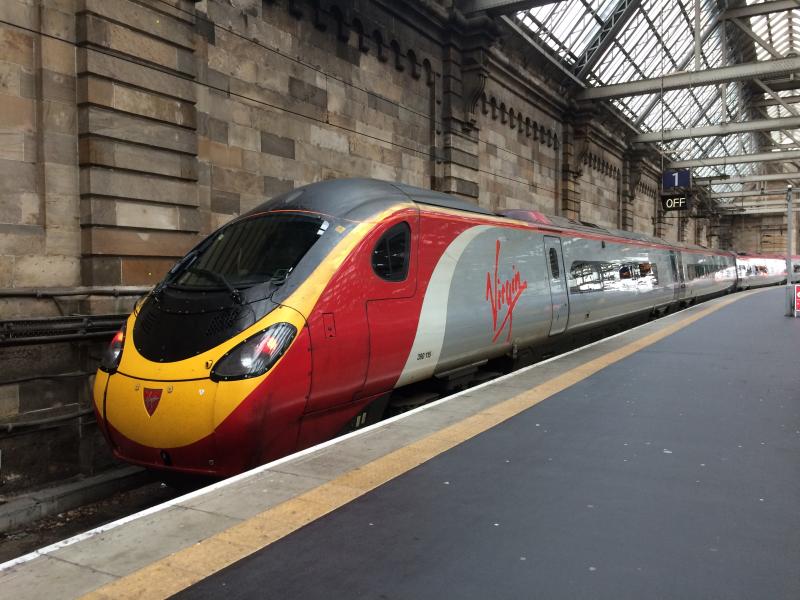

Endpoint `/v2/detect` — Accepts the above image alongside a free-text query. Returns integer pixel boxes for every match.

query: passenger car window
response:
[570,261,602,293]
[372,222,410,281]
[548,248,560,279]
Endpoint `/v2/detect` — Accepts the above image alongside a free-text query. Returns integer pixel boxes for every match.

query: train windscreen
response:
[171,213,329,290]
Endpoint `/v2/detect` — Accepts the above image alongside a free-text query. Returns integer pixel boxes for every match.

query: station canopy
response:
[511,0,800,200]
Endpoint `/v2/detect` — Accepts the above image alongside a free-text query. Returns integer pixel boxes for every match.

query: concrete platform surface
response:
[1,287,798,599]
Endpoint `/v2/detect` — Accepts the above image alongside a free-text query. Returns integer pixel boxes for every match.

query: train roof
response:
[248,178,734,255]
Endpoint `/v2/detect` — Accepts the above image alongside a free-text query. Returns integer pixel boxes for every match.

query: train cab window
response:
[372,222,410,281]
[548,248,560,279]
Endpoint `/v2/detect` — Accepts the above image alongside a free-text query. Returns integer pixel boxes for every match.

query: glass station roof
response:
[514,0,800,193]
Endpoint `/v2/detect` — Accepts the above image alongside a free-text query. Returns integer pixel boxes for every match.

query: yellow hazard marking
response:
[83,292,748,600]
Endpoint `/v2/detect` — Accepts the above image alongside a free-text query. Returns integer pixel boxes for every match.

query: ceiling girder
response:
[730,17,784,59]
[671,148,800,167]
[631,115,800,142]
[576,56,800,100]
[710,189,796,198]
[573,0,642,79]
[458,0,564,16]
[697,172,800,184]
[721,0,800,21]
[753,94,800,107]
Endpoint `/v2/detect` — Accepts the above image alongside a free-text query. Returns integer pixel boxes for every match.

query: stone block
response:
[82,0,195,50]
[0,158,37,194]
[211,190,240,215]
[80,138,198,181]
[77,49,195,102]
[0,27,33,69]
[263,176,293,197]
[0,1,37,32]
[0,93,34,131]
[13,254,80,287]
[82,227,198,257]
[79,15,182,73]
[115,200,181,230]
[229,123,259,151]
[208,141,242,169]
[81,167,199,206]
[0,132,25,161]
[42,69,75,103]
[288,76,327,109]
[0,385,20,419]
[178,207,201,232]
[208,117,228,143]
[81,255,121,286]
[42,132,78,165]
[18,378,82,413]
[42,162,79,196]
[211,165,261,195]
[309,124,349,153]
[0,255,12,286]
[260,131,295,159]
[79,106,197,155]
[111,81,196,128]
[41,35,74,75]
[0,60,20,95]
[367,93,399,118]
[0,224,43,255]
[43,100,77,134]
[121,257,176,285]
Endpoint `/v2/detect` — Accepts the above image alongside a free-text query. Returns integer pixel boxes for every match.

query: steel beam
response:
[698,172,800,184]
[710,189,796,198]
[721,0,800,21]
[573,0,642,79]
[753,94,800,107]
[500,15,587,87]
[459,0,564,15]
[576,56,800,100]
[670,149,800,168]
[631,115,800,142]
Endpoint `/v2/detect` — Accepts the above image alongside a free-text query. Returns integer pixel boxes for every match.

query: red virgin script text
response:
[486,239,528,343]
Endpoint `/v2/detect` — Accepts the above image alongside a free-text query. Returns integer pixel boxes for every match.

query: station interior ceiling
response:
[481,0,800,216]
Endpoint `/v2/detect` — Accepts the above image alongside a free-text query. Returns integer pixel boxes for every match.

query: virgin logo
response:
[486,239,528,343]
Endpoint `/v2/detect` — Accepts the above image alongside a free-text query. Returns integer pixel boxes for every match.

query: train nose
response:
[102,373,221,472]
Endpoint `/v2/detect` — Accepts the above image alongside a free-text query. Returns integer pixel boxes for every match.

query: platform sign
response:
[662,169,691,190]
[795,285,800,317]
[660,193,692,212]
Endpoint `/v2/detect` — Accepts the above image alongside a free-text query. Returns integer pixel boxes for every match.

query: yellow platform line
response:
[83,293,745,600]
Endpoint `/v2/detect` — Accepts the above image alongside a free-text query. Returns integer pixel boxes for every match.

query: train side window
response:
[372,222,410,282]
[569,261,602,293]
[548,248,560,279]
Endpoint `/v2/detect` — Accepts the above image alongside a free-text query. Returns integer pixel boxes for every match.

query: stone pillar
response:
[560,122,581,220]
[436,15,498,204]
[0,0,81,298]
[620,154,639,232]
[77,0,200,294]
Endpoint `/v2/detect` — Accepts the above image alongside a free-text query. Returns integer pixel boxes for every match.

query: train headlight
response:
[100,324,126,373]
[211,323,297,381]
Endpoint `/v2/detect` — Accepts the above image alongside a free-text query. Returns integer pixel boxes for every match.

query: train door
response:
[361,211,420,397]
[544,236,569,335]
[670,251,686,302]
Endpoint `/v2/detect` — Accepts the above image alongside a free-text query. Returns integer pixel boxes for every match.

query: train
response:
[92,178,800,477]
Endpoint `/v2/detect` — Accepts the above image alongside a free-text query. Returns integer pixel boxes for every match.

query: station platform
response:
[1,287,798,599]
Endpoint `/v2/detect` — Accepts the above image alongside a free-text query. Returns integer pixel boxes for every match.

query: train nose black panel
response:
[133,292,278,363]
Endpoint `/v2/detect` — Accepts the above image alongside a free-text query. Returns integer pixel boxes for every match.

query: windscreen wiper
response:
[187,267,242,304]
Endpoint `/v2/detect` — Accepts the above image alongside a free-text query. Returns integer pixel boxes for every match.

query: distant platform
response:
[3,287,799,600]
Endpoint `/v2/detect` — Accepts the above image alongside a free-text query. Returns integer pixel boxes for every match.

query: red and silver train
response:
[92,179,799,476]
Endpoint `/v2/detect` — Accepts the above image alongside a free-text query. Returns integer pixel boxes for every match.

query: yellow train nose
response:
[104,374,219,449]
